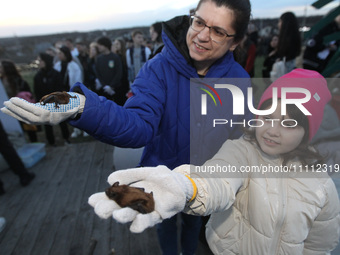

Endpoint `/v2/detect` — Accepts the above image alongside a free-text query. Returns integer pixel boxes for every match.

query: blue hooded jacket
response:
[69,15,251,169]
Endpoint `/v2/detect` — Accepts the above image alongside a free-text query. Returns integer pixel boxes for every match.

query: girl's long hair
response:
[151,22,163,43]
[1,59,21,79]
[277,12,301,61]
[1,60,23,96]
[115,38,127,66]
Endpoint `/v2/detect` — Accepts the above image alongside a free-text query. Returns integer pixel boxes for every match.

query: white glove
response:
[95,79,102,90]
[88,165,195,233]
[1,92,85,125]
[103,85,115,96]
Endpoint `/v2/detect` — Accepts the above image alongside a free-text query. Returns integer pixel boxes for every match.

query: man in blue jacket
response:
[2,0,252,254]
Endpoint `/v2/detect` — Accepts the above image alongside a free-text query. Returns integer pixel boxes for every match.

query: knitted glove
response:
[88,165,196,233]
[1,92,85,125]
[103,85,115,96]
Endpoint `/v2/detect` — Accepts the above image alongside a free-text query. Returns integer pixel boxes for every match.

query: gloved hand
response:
[95,79,102,90]
[1,92,86,125]
[103,85,115,96]
[88,165,196,233]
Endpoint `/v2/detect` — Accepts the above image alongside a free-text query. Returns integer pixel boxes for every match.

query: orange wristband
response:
[185,175,197,202]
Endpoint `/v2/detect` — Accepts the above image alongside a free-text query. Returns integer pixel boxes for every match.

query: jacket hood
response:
[162,15,192,65]
[161,15,199,79]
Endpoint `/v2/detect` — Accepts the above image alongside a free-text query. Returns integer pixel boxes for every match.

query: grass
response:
[254,55,265,78]
[21,70,36,92]
[252,55,268,104]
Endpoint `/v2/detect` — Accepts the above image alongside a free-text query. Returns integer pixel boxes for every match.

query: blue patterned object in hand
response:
[1,92,86,125]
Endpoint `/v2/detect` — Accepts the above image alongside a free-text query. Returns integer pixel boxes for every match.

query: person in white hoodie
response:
[89,69,340,255]
[54,46,83,91]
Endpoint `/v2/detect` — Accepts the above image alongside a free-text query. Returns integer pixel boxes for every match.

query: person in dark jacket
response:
[34,52,71,145]
[2,0,252,254]
[95,37,123,101]
[112,38,129,105]
[87,42,100,92]
[75,40,93,89]
[0,120,35,195]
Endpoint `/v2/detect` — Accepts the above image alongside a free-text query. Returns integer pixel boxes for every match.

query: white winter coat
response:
[175,138,340,255]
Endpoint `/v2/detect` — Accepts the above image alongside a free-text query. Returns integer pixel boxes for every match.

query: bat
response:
[40,91,76,108]
[105,182,155,214]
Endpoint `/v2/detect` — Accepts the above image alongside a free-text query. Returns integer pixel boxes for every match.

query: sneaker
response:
[0,217,6,233]
[83,132,89,137]
[70,131,78,138]
[71,128,81,138]
[20,172,36,187]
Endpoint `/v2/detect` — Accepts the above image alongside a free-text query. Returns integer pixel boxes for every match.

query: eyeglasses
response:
[189,16,235,43]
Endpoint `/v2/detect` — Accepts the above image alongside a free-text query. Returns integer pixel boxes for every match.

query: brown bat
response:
[105,182,155,214]
[39,91,76,108]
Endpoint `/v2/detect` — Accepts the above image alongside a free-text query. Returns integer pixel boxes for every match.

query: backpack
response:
[16,91,36,103]
[129,46,147,65]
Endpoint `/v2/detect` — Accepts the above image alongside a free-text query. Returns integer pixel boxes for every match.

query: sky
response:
[0,0,339,38]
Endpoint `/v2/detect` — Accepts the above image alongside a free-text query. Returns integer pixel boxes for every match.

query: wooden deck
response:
[0,140,213,255]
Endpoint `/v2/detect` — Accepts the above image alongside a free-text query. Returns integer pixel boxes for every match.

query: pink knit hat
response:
[258,69,331,141]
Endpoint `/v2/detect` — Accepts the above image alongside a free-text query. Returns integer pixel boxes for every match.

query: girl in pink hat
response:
[89,68,340,254]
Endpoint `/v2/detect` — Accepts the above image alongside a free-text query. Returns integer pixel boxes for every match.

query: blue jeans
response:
[157,213,201,255]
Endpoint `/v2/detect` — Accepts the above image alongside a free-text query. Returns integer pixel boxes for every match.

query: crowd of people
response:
[1,0,340,254]
[0,21,166,236]
[0,22,165,143]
